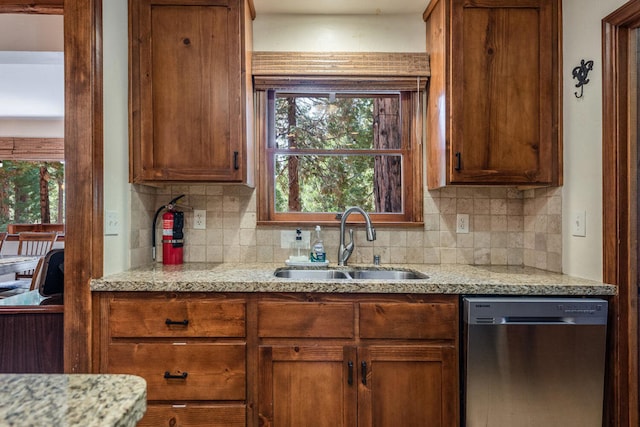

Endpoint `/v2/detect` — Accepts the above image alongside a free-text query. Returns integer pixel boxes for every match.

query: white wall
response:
[0,14,63,137]
[253,14,425,52]
[0,119,63,137]
[562,0,627,280]
[102,0,131,275]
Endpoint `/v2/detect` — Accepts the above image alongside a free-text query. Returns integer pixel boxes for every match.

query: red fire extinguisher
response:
[153,195,185,265]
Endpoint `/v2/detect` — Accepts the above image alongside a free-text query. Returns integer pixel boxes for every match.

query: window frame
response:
[256,81,423,227]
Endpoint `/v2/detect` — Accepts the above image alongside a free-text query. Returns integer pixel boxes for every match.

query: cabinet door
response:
[358,346,458,427]
[133,0,243,182]
[449,0,558,185]
[258,345,357,427]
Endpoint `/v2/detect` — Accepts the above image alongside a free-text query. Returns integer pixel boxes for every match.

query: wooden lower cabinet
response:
[258,345,455,427]
[94,293,248,427]
[94,292,458,426]
[256,295,459,427]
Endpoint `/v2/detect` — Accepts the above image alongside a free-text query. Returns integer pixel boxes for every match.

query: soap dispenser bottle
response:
[289,229,307,262]
[310,225,326,262]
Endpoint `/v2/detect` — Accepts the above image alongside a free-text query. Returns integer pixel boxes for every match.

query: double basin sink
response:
[274,267,428,280]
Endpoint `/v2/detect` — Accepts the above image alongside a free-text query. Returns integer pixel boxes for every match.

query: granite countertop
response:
[91,263,616,296]
[0,374,146,427]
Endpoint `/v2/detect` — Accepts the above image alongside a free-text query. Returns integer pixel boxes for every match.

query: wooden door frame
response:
[603,1,640,426]
[0,1,104,373]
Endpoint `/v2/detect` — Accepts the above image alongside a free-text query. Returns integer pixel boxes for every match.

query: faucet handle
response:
[346,229,355,251]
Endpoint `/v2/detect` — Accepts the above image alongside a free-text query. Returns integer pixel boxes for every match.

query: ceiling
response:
[0,14,64,119]
[252,0,428,15]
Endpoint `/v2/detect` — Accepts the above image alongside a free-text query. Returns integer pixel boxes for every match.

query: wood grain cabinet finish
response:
[95,293,459,427]
[257,295,459,427]
[95,293,247,427]
[424,0,562,188]
[129,0,254,184]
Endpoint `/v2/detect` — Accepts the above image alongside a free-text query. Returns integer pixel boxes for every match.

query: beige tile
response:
[256,246,274,263]
[491,248,508,265]
[474,199,491,214]
[507,249,523,266]
[456,248,474,264]
[490,215,507,232]
[423,247,441,264]
[474,232,491,248]
[457,198,474,214]
[457,233,474,248]
[474,247,491,264]
[440,248,457,264]
[490,198,507,215]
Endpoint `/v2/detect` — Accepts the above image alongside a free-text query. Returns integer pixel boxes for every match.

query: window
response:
[0,160,65,231]
[257,82,423,226]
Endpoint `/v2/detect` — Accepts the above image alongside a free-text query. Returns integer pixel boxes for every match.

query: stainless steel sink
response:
[273,268,427,280]
[347,269,427,280]
[273,269,351,279]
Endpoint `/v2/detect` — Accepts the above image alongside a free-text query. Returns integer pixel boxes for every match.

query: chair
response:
[0,232,6,252]
[30,249,64,295]
[15,232,57,280]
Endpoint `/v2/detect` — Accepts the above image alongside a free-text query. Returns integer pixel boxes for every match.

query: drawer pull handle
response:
[165,318,189,326]
[164,371,188,380]
[361,361,367,386]
[347,361,353,385]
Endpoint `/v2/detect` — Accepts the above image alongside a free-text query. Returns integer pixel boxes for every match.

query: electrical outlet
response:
[193,210,206,230]
[105,210,119,236]
[456,214,470,234]
[572,210,586,237]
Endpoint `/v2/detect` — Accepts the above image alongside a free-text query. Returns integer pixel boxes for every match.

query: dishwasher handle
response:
[501,316,575,324]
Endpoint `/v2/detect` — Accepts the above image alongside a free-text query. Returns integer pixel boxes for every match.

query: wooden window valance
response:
[252,51,429,91]
[0,137,64,161]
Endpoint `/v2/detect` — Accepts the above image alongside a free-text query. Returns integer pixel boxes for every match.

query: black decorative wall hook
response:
[572,59,594,98]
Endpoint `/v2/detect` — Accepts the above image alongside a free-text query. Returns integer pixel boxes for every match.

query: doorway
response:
[603,1,640,426]
[0,1,104,373]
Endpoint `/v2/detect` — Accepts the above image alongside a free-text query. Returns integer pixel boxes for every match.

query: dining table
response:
[0,254,39,276]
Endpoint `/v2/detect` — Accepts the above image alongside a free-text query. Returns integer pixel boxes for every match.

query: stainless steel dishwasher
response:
[462,297,608,427]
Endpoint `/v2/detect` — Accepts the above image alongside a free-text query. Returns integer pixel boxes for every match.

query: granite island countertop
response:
[0,374,146,427]
[91,263,616,296]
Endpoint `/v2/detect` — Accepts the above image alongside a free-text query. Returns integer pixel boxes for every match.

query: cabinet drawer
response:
[258,302,354,338]
[107,343,246,401]
[359,302,457,340]
[108,298,245,338]
[139,403,245,427]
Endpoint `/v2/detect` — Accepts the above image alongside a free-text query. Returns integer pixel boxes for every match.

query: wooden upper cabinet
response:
[424,0,562,188]
[129,0,254,184]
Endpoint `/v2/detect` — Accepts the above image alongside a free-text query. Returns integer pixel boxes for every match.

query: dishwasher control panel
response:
[463,297,608,325]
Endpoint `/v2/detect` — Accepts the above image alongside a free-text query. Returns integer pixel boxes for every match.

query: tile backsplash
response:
[130,184,562,272]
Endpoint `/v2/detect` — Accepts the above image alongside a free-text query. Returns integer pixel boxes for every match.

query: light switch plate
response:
[105,210,119,236]
[571,210,586,237]
[193,209,206,229]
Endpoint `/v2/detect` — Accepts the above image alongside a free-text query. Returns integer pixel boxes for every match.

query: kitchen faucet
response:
[338,206,376,266]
